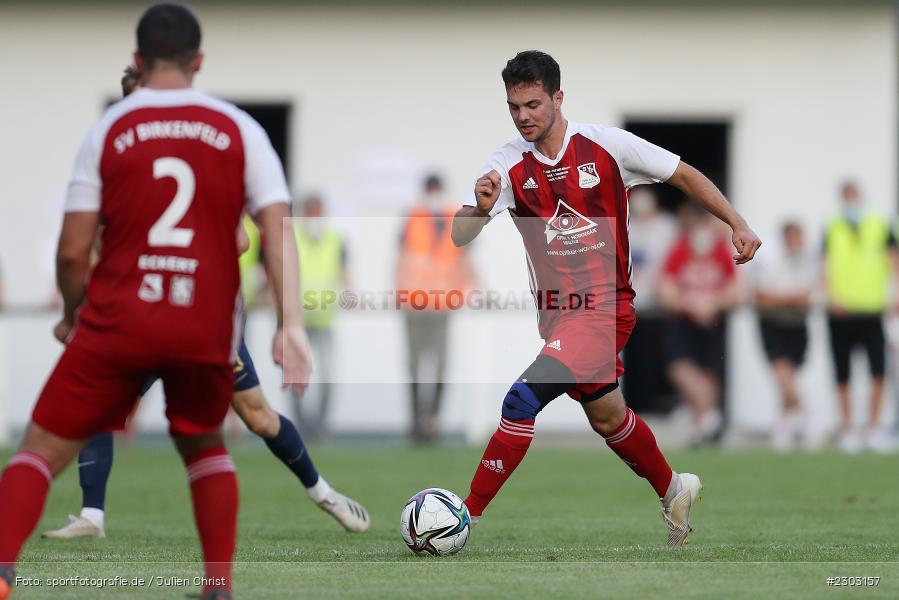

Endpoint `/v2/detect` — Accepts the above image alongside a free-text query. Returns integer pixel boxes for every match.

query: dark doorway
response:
[236,102,292,183]
[624,121,729,213]
[621,120,731,419]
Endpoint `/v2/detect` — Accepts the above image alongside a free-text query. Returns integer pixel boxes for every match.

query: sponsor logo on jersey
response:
[138,273,164,303]
[170,275,195,307]
[522,177,539,190]
[544,166,570,182]
[481,459,506,474]
[577,162,600,188]
[546,339,562,351]
[545,198,598,243]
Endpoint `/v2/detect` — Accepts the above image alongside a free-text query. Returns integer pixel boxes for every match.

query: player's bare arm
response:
[55,211,100,343]
[667,161,761,264]
[451,170,500,246]
[255,203,313,392]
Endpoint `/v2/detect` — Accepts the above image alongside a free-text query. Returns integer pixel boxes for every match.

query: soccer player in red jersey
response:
[452,51,761,546]
[0,5,312,599]
[41,64,368,543]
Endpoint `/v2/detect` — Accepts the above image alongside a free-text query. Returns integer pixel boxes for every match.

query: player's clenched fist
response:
[731,224,762,265]
[474,170,502,214]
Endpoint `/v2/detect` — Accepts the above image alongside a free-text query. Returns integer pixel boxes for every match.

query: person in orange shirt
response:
[396,174,475,443]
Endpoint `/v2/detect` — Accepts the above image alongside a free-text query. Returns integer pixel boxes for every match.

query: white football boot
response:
[317,491,370,533]
[660,472,702,547]
[42,514,105,539]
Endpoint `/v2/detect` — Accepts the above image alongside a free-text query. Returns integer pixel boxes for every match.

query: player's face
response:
[506,83,561,143]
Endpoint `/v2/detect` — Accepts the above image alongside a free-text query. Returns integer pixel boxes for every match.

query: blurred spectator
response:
[659,205,739,446]
[238,215,265,309]
[396,174,474,443]
[824,181,896,453]
[753,222,816,451]
[291,194,348,440]
[121,64,141,97]
[622,186,678,413]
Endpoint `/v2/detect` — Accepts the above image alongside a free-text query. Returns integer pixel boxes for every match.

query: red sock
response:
[464,418,534,516]
[185,447,238,593]
[604,408,673,497]
[0,453,53,564]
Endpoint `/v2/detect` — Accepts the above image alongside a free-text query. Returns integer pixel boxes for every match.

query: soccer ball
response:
[400,488,471,556]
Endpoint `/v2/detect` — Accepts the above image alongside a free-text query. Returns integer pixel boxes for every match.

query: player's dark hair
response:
[136,2,201,71]
[121,65,142,97]
[502,51,561,96]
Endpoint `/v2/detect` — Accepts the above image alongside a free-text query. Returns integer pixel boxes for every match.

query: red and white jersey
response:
[465,121,679,330]
[64,87,289,365]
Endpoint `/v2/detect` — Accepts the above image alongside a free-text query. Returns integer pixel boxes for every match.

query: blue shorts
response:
[138,339,260,396]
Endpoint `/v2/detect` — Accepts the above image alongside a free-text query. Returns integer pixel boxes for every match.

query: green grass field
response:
[3,444,899,599]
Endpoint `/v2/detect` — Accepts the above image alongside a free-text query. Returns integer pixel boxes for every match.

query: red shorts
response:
[32,339,233,439]
[537,299,636,401]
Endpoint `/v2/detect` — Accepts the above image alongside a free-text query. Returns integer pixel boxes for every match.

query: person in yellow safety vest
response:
[396,174,476,443]
[291,194,348,440]
[824,180,899,453]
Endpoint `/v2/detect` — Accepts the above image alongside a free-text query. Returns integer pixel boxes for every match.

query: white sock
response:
[80,507,105,530]
[306,476,334,503]
[662,471,681,505]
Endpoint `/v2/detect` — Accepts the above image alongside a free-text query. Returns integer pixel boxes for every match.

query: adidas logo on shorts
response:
[482,459,506,474]
[522,177,538,190]
[546,339,562,351]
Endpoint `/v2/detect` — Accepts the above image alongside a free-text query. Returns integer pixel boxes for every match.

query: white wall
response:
[0,2,895,439]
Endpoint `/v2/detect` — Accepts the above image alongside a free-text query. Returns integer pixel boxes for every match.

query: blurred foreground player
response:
[452,51,760,546]
[42,65,368,542]
[43,340,369,540]
[0,4,314,600]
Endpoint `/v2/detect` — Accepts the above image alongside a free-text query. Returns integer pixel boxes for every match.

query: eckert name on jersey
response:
[138,254,199,274]
[114,120,231,155]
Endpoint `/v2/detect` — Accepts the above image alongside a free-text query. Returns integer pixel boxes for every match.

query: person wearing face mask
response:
[823,181,897,453]
[658,204,740,446]
[292,194,349,440]
[622,186,679,413]
[397,174,475,443]
[753,222,818,451]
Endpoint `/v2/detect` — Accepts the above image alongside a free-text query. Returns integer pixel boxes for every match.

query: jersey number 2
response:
[149,157,195,247]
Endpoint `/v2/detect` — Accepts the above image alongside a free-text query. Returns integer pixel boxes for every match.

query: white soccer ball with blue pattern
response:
[400,488,471,556]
